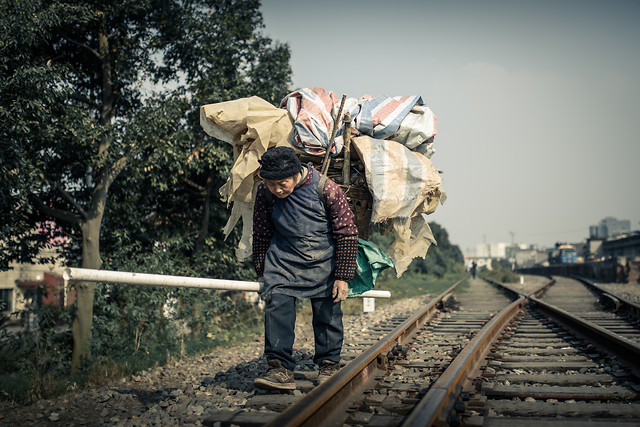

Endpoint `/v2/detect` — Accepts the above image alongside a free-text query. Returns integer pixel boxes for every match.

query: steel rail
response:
[400,277,638,426]
[480,276,521,299]
[401,296,526,427]
[525,275,556,298]
[481,275,555,299]
[265,279,465,427]
[573,275,640,317]
[529,295,640,373]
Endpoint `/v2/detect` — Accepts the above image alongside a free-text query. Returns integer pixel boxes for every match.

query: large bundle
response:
[299,150,372,237]
[200,87,445,277]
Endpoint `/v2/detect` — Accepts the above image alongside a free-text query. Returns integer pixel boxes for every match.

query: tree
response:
[406,222,464,277]
[0,0,291,372]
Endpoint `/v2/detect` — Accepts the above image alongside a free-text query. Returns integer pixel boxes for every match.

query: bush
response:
[480,261,520,283]
[0,303,74,403]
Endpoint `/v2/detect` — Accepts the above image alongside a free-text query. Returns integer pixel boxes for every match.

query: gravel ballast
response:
[2,275,639,426]
[0,294,432,426]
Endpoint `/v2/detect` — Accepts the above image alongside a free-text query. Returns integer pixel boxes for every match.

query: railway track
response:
[203,275,640,426]
[539,276,640,345]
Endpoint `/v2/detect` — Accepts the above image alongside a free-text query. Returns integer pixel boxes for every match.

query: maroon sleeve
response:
[323,178,359,239]
[323,177,359,281]
[334,235,359,281]
[252,182,274,277]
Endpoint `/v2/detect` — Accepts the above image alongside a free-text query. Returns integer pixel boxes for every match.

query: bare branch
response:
[64,36,101,60]
[31,195,81,226]
[41,174,88,219]
[179,176,206,193]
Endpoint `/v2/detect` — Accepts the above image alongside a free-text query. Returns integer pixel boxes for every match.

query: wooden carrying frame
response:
[302,97,373,239]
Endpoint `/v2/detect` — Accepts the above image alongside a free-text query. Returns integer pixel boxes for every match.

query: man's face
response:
[265,174,299,198]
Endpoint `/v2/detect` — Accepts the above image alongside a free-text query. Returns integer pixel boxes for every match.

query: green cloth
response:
[348,239,394,297]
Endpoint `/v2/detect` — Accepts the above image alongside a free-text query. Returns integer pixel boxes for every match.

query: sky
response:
[259,0,640,254]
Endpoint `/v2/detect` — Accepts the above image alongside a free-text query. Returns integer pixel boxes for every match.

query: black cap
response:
[258,147,302,180]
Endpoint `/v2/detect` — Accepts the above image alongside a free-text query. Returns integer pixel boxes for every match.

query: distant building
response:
[476,242,508,259]
[511,245,548,268]
[473,242,550,269]
[585,238,605,261]
[0,248,72,319]
[589,217,631,239]
[602,232,640,259]
[464,255,492,271]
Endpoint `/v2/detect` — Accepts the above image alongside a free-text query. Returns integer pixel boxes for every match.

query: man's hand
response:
[332,280,349,303]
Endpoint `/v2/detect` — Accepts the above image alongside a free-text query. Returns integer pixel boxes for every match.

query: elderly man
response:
[252,146,359,390]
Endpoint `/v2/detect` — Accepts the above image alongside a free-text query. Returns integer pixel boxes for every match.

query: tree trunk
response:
[194,170,214,256]
[70,19,117,373]
[71,216,103,372]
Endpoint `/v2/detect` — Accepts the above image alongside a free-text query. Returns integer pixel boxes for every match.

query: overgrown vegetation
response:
[0,283,264,404]
[0,0,291,373]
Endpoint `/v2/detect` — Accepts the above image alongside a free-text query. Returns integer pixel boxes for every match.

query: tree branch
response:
[31,195,81,226]
[64,36,101,60]
[97,152,131,199]
[179,176,206,193]
[41,174,88,219]
[69,92,100,110]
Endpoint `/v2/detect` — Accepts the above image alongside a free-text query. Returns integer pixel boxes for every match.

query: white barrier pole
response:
[62,268,391,299]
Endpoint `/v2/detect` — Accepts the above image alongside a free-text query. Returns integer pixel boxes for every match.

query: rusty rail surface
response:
[401,296,526,427]
[404,276,640,426]
[573,275,640,317]
[482,275,555,299]
[529,295,640,375]
[265,279,465,427]
[484,274,640,374]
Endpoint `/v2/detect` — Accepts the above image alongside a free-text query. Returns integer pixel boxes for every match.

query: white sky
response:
[260,0,640,254]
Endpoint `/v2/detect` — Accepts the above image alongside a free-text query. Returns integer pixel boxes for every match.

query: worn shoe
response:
[254,359,296,390]
[316,360,340,384]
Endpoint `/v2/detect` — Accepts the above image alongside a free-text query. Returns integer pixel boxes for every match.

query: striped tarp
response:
[280,88,436,156]
[355,95,423,141]
[352,135,445,275]
[280,87,342,156]
[352,136,444,223]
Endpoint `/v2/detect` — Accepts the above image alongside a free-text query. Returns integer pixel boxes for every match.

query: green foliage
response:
[0,0,292,270]
[370,222,465,278]
[0,0,291,400]
[480,259,520,283]
[339,224,466,314]
[0,302,74,403]
[372,270,467,305]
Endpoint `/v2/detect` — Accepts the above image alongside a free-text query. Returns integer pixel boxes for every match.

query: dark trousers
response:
[264,293,343,371]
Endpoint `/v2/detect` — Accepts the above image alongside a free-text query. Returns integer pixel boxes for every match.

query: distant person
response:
[616,264,625,283]
[623,261,631,284]
[470,261,477,279]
